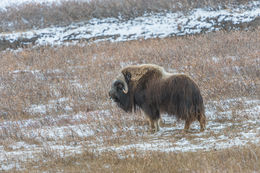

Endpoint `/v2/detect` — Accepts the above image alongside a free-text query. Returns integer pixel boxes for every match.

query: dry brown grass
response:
[0,29,259,121]
[0,0,251,32]
[27,145,260,173]
[0,29,259,172]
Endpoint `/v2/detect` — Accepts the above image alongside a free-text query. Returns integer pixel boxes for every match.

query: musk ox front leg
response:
[143,104,160,132]
[145,114,160,132]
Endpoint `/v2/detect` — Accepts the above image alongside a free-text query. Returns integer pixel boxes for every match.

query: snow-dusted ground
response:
[1,1,260,50]
[0,96,259,171]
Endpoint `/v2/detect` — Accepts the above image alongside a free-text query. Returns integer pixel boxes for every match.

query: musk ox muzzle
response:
[109,64,206,133]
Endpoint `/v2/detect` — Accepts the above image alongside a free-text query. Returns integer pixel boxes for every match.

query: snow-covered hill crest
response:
[1,1,260,50]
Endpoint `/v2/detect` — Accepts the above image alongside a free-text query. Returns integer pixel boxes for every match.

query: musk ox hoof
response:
[200,127,206,132]
[150,127,159,134]
[182,129,189,133]
[152,126,160,133]
[150,129,155,133]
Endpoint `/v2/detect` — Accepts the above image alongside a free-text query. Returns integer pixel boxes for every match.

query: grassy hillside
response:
[1,30,259,120]
[0,29,259,171]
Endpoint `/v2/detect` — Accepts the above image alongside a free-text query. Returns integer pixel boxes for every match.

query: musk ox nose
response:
[109,89,120,103]
[109,89,116,99]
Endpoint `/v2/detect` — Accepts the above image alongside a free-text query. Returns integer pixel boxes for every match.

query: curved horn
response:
[116,73,128,94]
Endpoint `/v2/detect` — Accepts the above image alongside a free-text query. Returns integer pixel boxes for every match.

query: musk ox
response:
[109,64,206,132]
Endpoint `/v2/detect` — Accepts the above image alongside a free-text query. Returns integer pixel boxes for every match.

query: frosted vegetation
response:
[1,97,260,170]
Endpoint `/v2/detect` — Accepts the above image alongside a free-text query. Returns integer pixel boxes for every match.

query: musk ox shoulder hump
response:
[121,64,173,82]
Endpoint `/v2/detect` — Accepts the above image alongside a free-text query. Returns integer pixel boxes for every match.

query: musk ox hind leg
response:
[184,119,193,132]
[198,113,206,131]
[183,113,206,132]
[184,113,206,132]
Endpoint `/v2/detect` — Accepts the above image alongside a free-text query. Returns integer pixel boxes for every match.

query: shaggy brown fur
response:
[109,64,206,132]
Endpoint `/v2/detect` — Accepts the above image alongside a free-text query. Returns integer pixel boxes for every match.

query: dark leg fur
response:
[184,119,192,131]
[143,104,160,132]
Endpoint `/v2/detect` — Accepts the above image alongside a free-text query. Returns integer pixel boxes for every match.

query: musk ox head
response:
[108,64,162,113]
[108,72,132,112]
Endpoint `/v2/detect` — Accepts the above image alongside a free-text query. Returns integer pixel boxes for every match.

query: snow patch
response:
[0,98,259,171]
[1,1,260,49]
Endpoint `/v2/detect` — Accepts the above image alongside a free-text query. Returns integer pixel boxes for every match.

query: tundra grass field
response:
[0,28,259,172]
